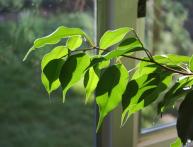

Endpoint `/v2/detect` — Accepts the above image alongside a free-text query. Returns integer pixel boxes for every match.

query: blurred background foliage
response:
[141,0,193,129]
[0,0,95,147]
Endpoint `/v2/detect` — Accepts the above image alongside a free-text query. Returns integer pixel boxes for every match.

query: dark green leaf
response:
[96,64,129,131]
[59,53,90,102]
[41,46,68,94]
[122,68,172,125]
[99,27,133,49]
[103,38,143,60]
[84,67,99,103]
[66,35,82,50]
[177,90,193,145]
[23,26,94,61]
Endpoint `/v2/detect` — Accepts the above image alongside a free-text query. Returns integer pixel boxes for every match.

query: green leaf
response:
[43,59,65,94]
[99,27,133,49]
[41,46,68,94]
[23,26,94,61]
[84,67,99,103]
[103,38,143,60]
[96,64,129,131]
[170,138,182,147]
[177,90,193,145]
[158,76,193,113]
[122,68,172,126]
[154,54,190,65]
[59,53,90,102]
[66,35,83,50]
[189,55,193,72]
[41,46,68,70]
[132,61,157,80]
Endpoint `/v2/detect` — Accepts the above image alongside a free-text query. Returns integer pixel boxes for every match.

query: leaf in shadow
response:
[42,59,65,95]
[177,90,193,145]
[121,68,172,125]
[158,77,193,113]
[96,64,128,131]
[59,53,90,102]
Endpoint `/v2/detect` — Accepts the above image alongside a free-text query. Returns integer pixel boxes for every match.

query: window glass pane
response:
[0,0,95,146]
[141,0,193,131]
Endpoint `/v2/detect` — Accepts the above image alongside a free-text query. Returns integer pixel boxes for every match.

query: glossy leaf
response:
[41,46,68,94]
[23,26,94,61]
[84,67,99,103]
[43,59,65,94]
[177,90,193,145]
[99,27,133,49]
[67,35,82,50]
[103,38,143,60]
[59,53,90,102]
[122,69,172,125]
[170,138,182,147]
[158,77,193,113]
[189,55,193,72]
[96,64,129,131]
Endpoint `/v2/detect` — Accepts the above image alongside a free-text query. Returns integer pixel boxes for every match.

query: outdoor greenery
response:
[0,0,94,147]
[24,25,193,146]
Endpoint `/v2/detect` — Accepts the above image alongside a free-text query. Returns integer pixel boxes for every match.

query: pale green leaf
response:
[59,53,90,102]
[41,46,68,94]
[103,38,143,60]
[67,35,82,50]
[96,64,129,131]
[23,26,94,61]
[99,27,133,49]
[84,67,99,103]
[170,138,182,147]
[189,55,193,71]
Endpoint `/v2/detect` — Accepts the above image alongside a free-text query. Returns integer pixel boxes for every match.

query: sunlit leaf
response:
[67,35,82,50]
[154,54,190,65]
[59,53,90,102]
[103,38,143,60]
[96,64,129,131]
[41,46,68,94]
[158,76,193,113]
[132,61,157,80]
[84,67,99,103]
[99,27,133,49]
[23,26,94,61]
[41,46,68,70]
[87,56,110,70]
[121,68,172,125]
[170,138,182,147]
[43,59,65,95]
[177,90,193,145]
[189,55,193,72]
